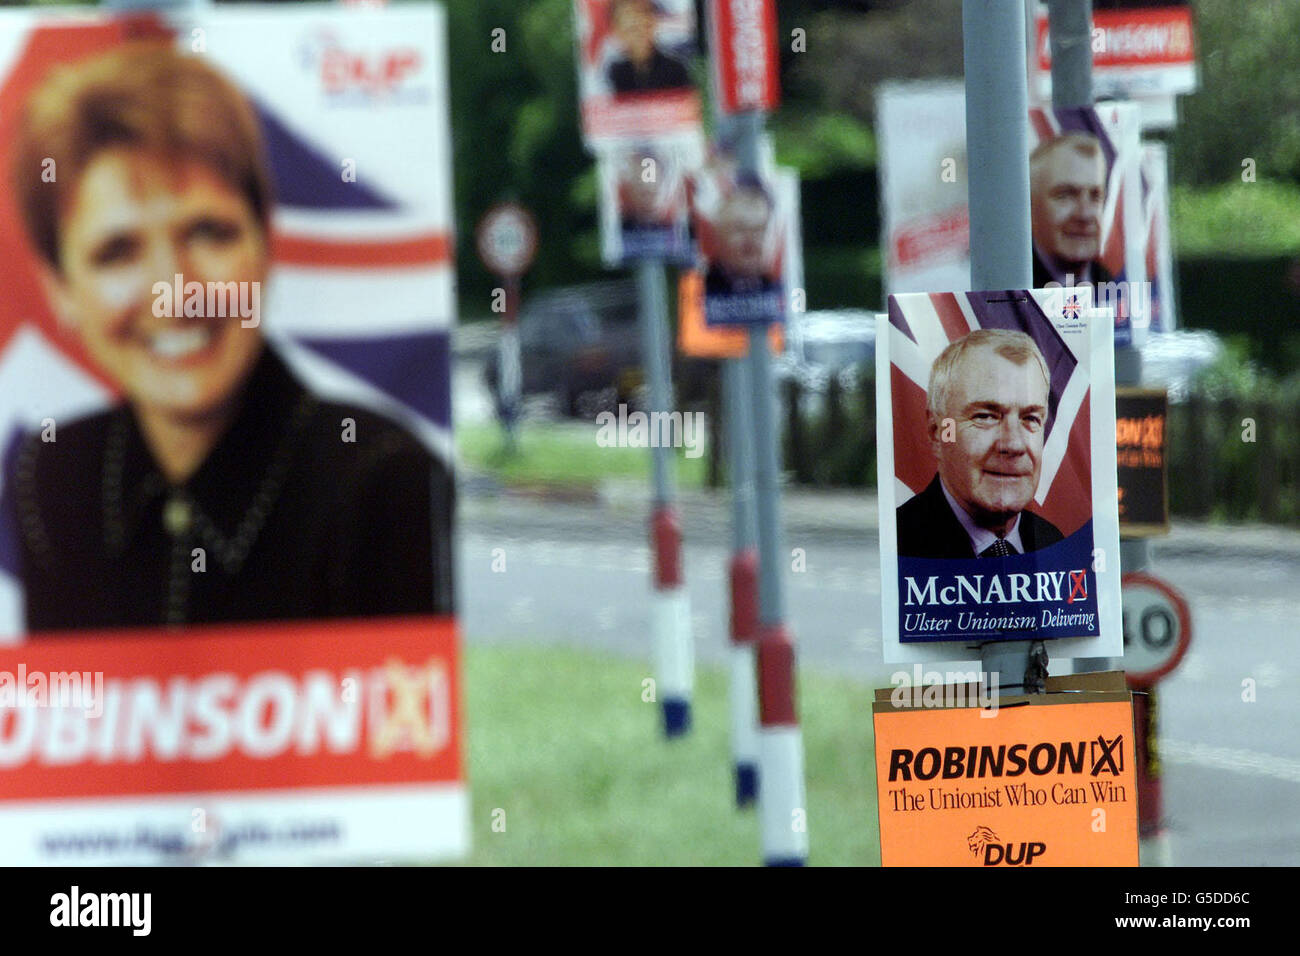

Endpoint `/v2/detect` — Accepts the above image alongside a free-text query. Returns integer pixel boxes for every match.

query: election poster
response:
[573,0,702,148]
[876,289,1123,665]
[1031,2,1198,103]
[1141,141,1177,334]
[876,81,969,298]
[0,5,466,864]
[1029,103,1147,348]
[596,134,701,266]
[691,141,790,328]
[877,91,1148,347]
[873,671,1138,867]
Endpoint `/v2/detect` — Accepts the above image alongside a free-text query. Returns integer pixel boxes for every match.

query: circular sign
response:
[476,202,537,277]
[1121,571,1192,688]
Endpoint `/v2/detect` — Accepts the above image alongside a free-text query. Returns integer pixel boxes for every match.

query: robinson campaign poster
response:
[876,289,1122,665]
[0,4,466,865]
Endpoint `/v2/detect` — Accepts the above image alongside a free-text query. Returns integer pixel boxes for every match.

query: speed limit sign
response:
[1121,572,1192,688]
[476,202,537,278]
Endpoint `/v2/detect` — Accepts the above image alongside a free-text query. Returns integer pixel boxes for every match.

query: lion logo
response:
[967,826,999,858]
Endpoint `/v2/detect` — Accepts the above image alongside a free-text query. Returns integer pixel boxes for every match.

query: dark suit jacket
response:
[896,475,1064,559]
[607,49,690,94]
[1032,249,1114,290]
[12,347,454,632]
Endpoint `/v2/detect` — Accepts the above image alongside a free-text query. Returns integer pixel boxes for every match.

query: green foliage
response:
[446,0,601,308]
[1172,180,1300,258]
[1174,0,1300,187]
[771,112,877,179]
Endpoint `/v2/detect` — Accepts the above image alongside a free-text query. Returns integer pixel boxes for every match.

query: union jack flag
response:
[887,290,1094,539]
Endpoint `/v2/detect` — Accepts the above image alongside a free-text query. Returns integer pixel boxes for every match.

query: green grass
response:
[1173,179,1300,258]
[458,644,881,866]
[457,420,710,490]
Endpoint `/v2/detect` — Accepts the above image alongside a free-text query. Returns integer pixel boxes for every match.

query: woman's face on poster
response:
[44,147,267,423]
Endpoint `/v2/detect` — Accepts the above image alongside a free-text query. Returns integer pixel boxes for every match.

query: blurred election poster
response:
[1031,1,1197,103]
[0,4,465,864]
[691,141,789,328]
[877,90,1147,347]
[676,162,797,356]
[875,290,1122,665]
[1141,141,1177,334]
[1029,104,1147,348]
[876,81,970,298]
[573,0,702,147]
[597,135,701,266]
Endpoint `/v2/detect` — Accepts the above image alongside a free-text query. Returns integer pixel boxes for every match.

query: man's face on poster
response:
[612,0,657,65]
[929,345,1050,528]
[43,147,268,424]
[1031,142,1106,267]
[715,190,770,278]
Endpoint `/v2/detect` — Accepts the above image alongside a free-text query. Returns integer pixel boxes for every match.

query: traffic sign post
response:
[1121,571,1192,866]
[477,202,538,453]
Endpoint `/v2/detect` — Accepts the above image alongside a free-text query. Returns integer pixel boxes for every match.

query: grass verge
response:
[458,643,880,866]
[457,421,709,490]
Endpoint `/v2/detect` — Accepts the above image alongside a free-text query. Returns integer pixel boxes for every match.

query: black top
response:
[1032,248,1114,290]
[896,475,1064,560]
[607,49,690,94]
[13,346,453,633]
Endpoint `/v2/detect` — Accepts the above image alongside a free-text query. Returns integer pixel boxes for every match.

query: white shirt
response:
[940,480,1024,557]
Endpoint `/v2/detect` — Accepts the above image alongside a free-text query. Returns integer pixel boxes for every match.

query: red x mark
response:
[1068,570,1087,604]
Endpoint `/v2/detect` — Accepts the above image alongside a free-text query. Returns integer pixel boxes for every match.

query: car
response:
[484,279,716,418]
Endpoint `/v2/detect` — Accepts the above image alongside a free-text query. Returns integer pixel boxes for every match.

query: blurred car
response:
[484,279,715,418]
[775,309,877,394]
[1138,328,1223,403]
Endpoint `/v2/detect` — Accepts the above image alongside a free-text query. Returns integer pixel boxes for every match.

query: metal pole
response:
[732,111,808,866]
[724,357,760,805]
[964,0,1040,693]
[716,91,761,809]
[500,277,522,453]
[637,261,694,737]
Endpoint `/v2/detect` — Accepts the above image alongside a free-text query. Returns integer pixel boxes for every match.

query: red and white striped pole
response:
[724,355,761,804]
[708,0,807,863]
[639,262,694,737]
[651,503,692,735]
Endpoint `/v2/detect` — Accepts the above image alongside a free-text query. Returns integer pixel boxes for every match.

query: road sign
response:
[1121,571,1191,688]
[476,202,538,278]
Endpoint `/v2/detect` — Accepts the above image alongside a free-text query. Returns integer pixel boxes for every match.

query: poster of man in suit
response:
[875,289,1123,665]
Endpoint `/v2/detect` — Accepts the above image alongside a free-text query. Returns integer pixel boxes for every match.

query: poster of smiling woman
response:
[876,289,1122,666]
[0,5,465,865]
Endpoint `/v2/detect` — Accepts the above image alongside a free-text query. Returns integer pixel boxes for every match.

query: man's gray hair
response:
[1029,131,1105,191]
[927,328,1051,420]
